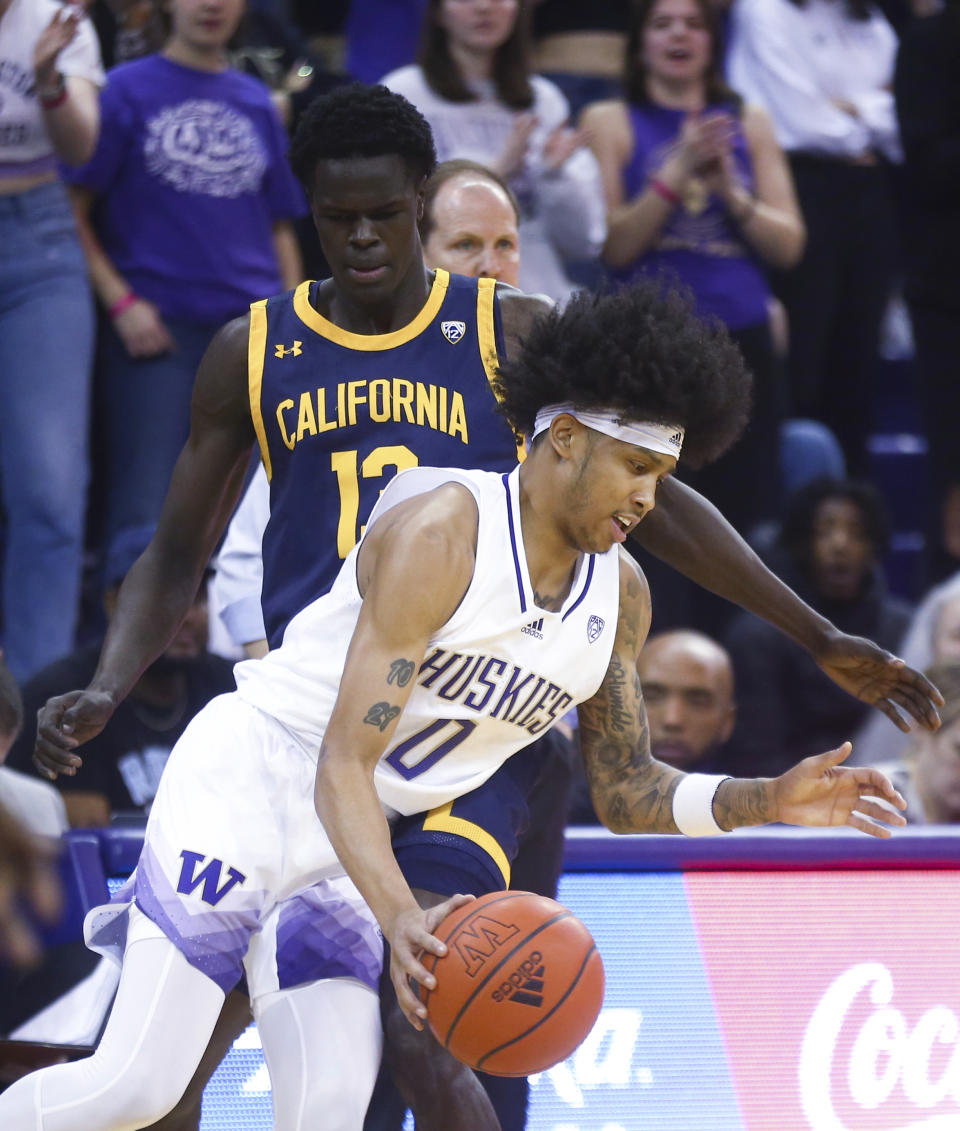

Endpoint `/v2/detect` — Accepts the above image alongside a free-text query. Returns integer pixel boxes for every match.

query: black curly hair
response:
[289,83,437,195]
[778,477,891,561]
[493,281,752,468]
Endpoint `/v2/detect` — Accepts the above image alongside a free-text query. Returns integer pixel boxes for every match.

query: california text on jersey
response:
[273,378,470,450]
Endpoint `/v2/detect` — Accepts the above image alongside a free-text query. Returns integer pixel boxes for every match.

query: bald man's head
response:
[638,630,735,770]
[421,165,520,286]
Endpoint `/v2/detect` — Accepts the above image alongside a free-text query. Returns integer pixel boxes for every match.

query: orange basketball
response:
[419,890,605,1077]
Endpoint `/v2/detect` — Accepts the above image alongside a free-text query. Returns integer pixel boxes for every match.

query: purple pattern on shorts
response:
[275,885,383,991]
[133,844,263,993]
[84,875,136,963]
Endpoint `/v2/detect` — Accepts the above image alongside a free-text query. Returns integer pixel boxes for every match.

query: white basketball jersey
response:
[234,466,620,814]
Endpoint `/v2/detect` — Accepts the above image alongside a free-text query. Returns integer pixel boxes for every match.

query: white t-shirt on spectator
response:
[0,765,68,838]
[381,64,606,304]
[727,0,901,163]
[0,0,104,175]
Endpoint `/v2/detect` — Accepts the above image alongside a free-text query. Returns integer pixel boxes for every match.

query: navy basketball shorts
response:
[390,735,551,898]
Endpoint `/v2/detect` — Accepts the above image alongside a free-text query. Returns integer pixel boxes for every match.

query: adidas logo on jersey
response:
[441,320,466,344]
[587,614,605,643]
[521,617,544,640]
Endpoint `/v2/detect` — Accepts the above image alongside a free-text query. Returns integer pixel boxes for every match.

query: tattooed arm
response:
[579,553,909,837]
[314,482,479,1028]
[632,478,942,734]
[577,551,682,832]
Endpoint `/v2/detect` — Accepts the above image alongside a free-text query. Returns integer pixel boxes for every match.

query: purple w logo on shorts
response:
[176,850,247,906]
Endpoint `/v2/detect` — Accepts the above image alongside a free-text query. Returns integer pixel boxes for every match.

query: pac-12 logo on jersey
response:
[176,850,246,906]
[587,614,605,643]
[441,320,466,344]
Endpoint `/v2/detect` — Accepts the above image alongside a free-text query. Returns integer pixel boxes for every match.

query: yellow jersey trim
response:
[248,299,272,481]
[477,277,526,463]
[477,276,500,391]
[292,269,450,350]
[422,799,511,887]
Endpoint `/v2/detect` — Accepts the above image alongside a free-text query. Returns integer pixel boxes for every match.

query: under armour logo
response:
[587,614,605,643]
[176,850,246,907]
[275,341,302,358]
[441,320,466,344]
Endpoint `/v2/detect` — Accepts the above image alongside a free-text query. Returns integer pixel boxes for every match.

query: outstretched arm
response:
[314,484,481,1030]
[632,477,943,732]
[497,293,941,733]
[579,553,908,838]
[34,318,256,779]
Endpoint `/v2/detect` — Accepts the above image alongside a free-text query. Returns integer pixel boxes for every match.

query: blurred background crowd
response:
[3,0,957,821]
[3,0,960,1093]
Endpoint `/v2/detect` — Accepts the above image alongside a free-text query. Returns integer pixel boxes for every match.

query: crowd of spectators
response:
[64,0,305,549]
[2,0,960,1123]
[1,0,957,818]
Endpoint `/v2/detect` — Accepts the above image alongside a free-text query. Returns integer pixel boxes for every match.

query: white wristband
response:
[672,774,731,837]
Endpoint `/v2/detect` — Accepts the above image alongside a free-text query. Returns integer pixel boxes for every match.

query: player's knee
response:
[383,996,432,1073]
[382,997,467,1092]
[95,1083,183,1129]
[304,1084,370,1131]
[91,1054,194,1128]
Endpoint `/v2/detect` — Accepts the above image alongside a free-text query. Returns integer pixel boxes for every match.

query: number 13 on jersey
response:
[330,445,419,558]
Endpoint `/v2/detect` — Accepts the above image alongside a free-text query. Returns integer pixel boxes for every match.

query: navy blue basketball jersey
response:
[249,269,521,647]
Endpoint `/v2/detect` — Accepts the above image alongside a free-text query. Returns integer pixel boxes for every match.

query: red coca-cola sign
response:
[687,871,960,1130]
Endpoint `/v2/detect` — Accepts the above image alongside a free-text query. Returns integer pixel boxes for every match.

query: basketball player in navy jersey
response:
[3,280,909,1131]
[206,154,559,1131]
[29,85,939,1130]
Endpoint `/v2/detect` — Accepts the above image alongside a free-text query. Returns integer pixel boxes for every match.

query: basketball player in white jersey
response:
[0,282,908,1130]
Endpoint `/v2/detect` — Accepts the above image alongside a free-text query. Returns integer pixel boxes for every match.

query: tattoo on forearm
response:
[579,661,679,834]
[713,781,770,830]
[387,659,415,687]
[363,702,401,732]
[604,653,637,735]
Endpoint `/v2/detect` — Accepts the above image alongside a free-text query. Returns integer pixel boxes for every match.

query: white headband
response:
[532,404,684,459]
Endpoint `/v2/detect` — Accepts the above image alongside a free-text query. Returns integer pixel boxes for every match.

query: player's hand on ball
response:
[771,741,907,838]
[388,893,475,1030]
[34,689,116,780]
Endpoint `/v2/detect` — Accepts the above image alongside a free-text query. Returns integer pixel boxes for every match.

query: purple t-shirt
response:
[616,103,769,331]
[62,55,306,324]
[346,1,426,84]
